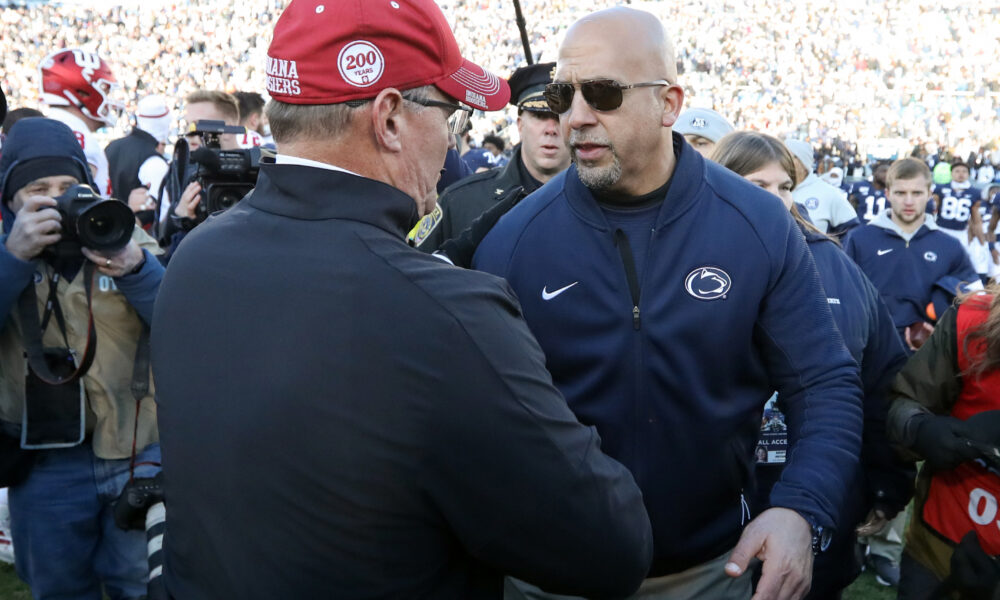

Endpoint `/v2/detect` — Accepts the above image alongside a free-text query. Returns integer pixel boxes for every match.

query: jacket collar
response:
[131,127,160,147]
[560,132,704,231]
[247,163,420,238]
[870,206,938,241]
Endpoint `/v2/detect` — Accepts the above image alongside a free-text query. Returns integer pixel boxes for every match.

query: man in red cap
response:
[151,1,653,599]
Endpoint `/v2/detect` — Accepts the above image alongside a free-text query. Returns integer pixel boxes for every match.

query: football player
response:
[38,48,124,197]
[847,161,890,224]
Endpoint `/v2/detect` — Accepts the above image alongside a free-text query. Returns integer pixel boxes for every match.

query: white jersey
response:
[48,109,112,196]
[137,154,169,206]
[235,129,263,149]
[793,173,857,234]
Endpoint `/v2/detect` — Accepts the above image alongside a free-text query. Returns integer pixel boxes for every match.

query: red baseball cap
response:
[266,0,510,112]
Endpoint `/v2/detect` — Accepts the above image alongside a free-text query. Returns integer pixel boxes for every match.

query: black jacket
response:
[416,145,540,251]
[105,127,164,203]
[151,163,653,599]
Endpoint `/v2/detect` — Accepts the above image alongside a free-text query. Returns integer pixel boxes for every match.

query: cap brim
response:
[436,59,510,112]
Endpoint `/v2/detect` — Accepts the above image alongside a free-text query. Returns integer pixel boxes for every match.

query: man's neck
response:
[606,134,678,198]
[62,106,100,132]
[522,157,559,186]
[891,213,924,235]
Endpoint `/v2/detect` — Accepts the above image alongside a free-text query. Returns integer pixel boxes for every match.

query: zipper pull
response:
[633,305,641,330]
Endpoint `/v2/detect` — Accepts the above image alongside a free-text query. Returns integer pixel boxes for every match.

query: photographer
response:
[0,117,163,599]
[155,90,240,254]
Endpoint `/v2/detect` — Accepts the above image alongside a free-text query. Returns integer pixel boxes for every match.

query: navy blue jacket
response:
[474,136,864,576]
[755,229,911,592]
[152,164,653,599]
[844,212,980,330]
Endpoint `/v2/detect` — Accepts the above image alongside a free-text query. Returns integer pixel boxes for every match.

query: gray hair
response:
[265,85,433,144]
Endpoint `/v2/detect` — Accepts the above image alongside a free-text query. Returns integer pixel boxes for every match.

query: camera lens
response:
[78,200,135,251]
[217,190,242,210]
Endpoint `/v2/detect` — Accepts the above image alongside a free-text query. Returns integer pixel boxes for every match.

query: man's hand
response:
[80,240,144,277]
[855,508,889,537]
[725,507,813,600]
[173,181,202,219]
[911,414,981,471]
[969,223,987,245]
[904,321,934,351]
[127,187,156,214]
[4,195,62,261]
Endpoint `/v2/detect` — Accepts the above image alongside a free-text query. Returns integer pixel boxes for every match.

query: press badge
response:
[755,393,787,464]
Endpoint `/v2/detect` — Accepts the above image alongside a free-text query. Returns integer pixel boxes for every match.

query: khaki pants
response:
[504,550,752,600]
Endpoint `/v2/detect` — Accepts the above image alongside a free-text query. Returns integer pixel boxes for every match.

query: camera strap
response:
[17,261,97,385]
[40,269,71,348]
[127,324,154,482]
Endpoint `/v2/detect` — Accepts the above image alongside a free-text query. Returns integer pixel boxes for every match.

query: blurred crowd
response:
[1,0,999,160]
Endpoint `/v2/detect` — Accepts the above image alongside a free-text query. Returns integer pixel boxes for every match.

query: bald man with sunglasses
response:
[474,8,864,600]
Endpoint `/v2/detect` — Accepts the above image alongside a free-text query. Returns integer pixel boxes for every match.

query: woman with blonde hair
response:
[713,131,913,598]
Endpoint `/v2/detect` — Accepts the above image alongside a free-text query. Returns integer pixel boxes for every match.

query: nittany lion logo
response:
[685,267,731,301]
[924,251,938,262]
[690,117,707,129]
[805,197,819,211]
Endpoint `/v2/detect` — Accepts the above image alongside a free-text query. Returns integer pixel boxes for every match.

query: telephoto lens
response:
[45,184,134,261]
[145,500,168,599]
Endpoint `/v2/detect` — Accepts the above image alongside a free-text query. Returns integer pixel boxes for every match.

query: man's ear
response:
[371,88,406,153]
[660,84,684,129]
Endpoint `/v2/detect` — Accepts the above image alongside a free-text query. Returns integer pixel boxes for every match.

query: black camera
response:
[115,472,168,598]
[42,184,135,261]
[187,119,260,222]
[114,472,165,531]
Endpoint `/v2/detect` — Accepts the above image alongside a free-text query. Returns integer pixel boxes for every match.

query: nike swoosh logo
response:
[877,249,893,256]
[542,282,579,301]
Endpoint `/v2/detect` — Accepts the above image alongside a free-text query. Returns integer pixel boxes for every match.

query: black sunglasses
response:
[543,79,670,114]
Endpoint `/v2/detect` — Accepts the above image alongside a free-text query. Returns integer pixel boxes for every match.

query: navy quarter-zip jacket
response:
[844,211,980,331]
[474,135,864,576]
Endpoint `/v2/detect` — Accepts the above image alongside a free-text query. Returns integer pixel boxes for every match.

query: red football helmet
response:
[39,49,123,127]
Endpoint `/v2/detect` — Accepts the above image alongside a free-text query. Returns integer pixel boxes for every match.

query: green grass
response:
[0,559,898,599]
[844,571,898,599]
[0,562,30,599]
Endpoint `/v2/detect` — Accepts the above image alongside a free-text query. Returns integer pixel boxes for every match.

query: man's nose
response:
[566,88,598,130]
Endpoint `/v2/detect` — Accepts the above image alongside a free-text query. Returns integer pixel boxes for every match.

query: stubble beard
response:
[570,132,623,191]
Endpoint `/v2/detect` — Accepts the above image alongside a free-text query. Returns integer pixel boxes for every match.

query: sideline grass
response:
[0,560,898,599]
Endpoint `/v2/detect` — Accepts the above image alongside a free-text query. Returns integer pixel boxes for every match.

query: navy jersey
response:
[847,181,887,223]
[934,184,981,231]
